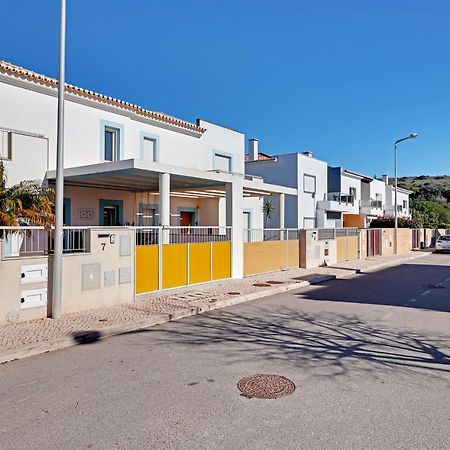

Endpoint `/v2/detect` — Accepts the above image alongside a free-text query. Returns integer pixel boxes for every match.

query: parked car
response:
[434,235,450,253]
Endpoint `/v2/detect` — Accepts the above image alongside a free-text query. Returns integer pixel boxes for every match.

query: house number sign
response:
[78,208,95,220]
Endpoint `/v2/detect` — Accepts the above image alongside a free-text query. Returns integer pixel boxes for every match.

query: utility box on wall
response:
[299,229,338,269]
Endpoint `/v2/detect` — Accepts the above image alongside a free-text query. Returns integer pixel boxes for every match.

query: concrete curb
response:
[0,251,428,364]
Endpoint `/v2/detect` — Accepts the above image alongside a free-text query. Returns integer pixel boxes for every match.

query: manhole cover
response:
[237,374,295,399]
[253,283,272,287]
[423,284,445,289]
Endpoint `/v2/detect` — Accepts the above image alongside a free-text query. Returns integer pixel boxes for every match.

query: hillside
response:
[395,175,450,227]
[397,175,450,195]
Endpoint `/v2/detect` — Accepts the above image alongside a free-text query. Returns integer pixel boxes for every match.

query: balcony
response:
[360,199,384,216]
[317,192,359,213]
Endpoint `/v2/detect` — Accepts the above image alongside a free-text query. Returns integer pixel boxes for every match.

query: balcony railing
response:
[325,192,355,205]
[135,226,231,246]
[0,227,90,259]
[243,228,300,243]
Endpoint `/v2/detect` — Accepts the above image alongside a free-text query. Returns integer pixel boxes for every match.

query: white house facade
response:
[245,142,328,228]
[0,60,298,279]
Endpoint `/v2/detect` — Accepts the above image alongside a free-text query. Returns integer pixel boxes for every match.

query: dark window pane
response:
[105,130,114,161]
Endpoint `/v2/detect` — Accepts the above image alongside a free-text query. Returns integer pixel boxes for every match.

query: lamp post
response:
[394,133,417,254]
[52,0,66,319]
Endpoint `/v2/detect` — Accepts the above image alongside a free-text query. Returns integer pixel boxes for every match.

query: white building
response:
[360,176,386,220]
[245,141,328,228]
[382,175,411,218]
[316,166,366,228]
[0,60,295,278]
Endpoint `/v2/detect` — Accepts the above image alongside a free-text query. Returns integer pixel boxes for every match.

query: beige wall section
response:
[57,228,135,314]
[0,247,48,324]
[299,230,337,269]
[360,229,368,259]
[0,228,135,324]
[380,228,412,255]
[64,186,221,226]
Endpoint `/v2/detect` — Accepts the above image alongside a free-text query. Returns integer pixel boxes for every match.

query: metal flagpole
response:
[52,0,66,319]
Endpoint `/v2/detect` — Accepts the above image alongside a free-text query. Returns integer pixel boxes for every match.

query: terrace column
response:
[278,193,285,230]
[159,173,170,244]
[226,180,244,279]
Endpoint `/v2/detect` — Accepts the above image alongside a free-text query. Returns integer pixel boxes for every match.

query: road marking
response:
[421,290,431,296]
[445,277,450,282]
[410,299,417,302]
[381,312,393,320]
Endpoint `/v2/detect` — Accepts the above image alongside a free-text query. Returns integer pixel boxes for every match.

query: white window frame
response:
[213,151,233,172]
[303,174,316,194]
[104,126,120,162]
[0,130,12,161]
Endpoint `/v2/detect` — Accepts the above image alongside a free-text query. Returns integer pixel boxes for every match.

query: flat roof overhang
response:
[46,159,297,198]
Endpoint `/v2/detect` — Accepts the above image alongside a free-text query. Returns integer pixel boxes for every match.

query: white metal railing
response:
[318,227,359,240]
[325,192,355,204]
[0,227,90,259]
[134,226,232,246]
[244,228,300,243]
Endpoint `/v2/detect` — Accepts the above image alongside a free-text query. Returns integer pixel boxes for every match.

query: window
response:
[139,204,158,226]
[104,126,120,161]
[349,187,357,203]
[403,200,407,209]
[371,193,382,209]
[0,130,12,160]
[142,137,156,162]
[214,153,232,172]
[99,199,124,226]
[304,174,316,193]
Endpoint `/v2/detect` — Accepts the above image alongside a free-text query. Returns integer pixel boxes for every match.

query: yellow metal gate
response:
[135,227,232,294]
[336,228,360,262]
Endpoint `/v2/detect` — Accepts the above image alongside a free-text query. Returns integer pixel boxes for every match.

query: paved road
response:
[1,253,449,449]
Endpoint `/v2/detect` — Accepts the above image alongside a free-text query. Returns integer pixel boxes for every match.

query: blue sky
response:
[1,0,449,176]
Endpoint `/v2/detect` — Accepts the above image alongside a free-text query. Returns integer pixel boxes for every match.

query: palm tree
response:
[262,199,275,228]
[0,161,55,226]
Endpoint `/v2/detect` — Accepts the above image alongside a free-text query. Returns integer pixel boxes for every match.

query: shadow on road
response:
[295,262,450,313]
[134,306,450,380]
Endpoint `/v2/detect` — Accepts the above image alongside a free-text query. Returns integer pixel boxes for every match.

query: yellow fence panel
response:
[287,240,299,268]
[347,236,359,260]
[244,241,286,276]
[162,244,188,289]
[212,241,231,280]
[336,236,359,262]
[135,245,159,294]
[189,242,211,285]
[336,237,347,262]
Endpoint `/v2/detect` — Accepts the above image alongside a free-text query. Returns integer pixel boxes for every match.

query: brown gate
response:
[367,228,382,257]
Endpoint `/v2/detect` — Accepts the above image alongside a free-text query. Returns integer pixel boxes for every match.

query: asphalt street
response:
[1,253,449,449]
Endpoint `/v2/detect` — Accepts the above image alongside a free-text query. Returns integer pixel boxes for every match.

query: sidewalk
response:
[0,250,428,363]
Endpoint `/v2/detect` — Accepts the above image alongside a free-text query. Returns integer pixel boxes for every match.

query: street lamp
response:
[394,133,418,254]
[52,0,66,319]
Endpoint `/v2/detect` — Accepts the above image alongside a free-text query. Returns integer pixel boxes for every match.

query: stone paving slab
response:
[0,250,428,361]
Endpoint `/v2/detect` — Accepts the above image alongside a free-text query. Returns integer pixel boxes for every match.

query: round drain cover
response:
[238,374,295,399]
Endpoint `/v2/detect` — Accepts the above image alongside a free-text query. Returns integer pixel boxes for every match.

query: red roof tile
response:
[0,60,205,134]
